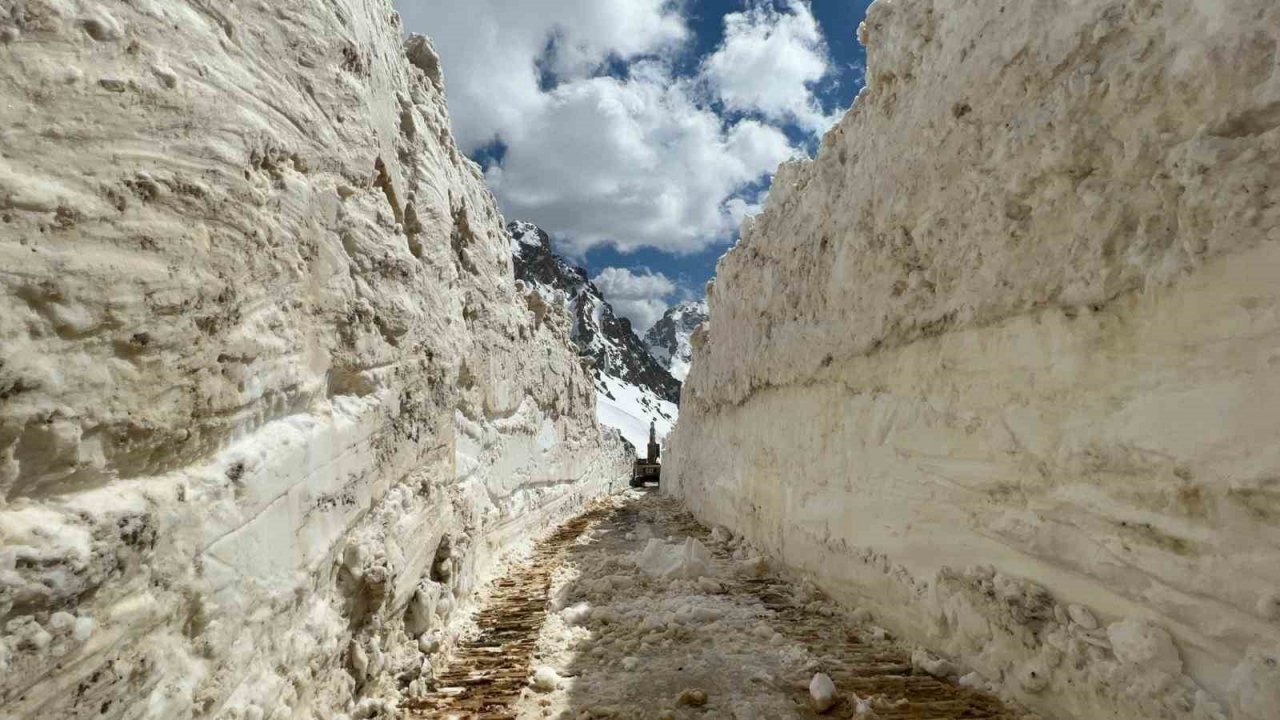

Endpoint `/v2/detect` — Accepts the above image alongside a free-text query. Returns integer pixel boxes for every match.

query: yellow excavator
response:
[630,420,661,487]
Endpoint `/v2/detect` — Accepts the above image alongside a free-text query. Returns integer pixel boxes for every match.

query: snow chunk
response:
[562,602,592,626]
[1107,619,1182,675]
[635,537,713,580]
[72,616,95,643]
[1067,603,1099,630]
[531,666,560,693]
[809,672,837,712]
[910,648,956,677]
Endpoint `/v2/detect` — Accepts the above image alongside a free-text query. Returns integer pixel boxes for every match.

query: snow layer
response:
[667,1,1280,719]
[0,1,629,717]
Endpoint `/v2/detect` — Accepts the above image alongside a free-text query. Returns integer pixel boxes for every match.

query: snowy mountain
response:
[510,221,680,455]
[644,300,709,382]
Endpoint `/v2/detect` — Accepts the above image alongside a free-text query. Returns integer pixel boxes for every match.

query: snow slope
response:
[595,374,676,457]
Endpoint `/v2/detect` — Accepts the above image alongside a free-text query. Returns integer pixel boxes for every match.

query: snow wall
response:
[666,1,1280,718]
[0,1,631,717]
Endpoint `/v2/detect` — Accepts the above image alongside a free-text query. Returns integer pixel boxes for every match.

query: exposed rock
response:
[511,221,681,404]
[0,0,630,717]
[666,1,1280,719]
[644,300,708,382]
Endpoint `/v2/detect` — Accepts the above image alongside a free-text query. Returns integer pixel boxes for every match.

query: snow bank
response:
[666,1,1280,719]
[0,1,630,716]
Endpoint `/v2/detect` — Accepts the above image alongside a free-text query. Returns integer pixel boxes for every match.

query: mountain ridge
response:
[509,220,680,455]
[644,299,709,382]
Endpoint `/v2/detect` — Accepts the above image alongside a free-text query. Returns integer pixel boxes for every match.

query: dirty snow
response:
[441,491,1032,720]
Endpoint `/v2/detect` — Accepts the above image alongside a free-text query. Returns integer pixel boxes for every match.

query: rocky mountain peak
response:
[508,221,681,406]
[644,300,709,382]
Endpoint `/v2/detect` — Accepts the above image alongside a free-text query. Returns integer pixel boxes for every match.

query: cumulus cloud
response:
[486,71,794,255]
[397,0,687,151]
[701,0,837,132]
[592,267,676,332]
[395,0,832,254]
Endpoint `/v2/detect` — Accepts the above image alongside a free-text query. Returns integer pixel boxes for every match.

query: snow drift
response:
[0,1,629,717]
[666,1,1280,719]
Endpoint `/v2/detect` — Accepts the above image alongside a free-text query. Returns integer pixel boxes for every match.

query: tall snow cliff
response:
[0,1,630,717]
[509,221,680,455]
[666,1,1280,719]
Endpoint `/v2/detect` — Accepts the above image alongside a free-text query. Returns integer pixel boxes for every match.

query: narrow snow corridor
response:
[405,492,1029,719]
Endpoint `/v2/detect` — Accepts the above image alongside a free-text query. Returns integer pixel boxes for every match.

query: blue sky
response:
[397,0,873,329]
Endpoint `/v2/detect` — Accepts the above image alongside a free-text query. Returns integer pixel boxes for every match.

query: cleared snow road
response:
[406,492,1030,719]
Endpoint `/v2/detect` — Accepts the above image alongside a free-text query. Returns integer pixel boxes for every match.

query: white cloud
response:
[592,267,675,332]
[397,0,687,151]
[395,0,824,254]
[486,72,795,255]
[701,0,838,132]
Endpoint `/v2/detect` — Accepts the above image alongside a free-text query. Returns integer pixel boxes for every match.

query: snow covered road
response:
[406,492,1031,719]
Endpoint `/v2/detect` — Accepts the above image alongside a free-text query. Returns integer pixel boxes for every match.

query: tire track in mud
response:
[405,495,1028,719]
[403,505,612,718]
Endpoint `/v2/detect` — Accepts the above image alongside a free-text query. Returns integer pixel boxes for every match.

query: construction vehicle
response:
[630,421,661,487]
